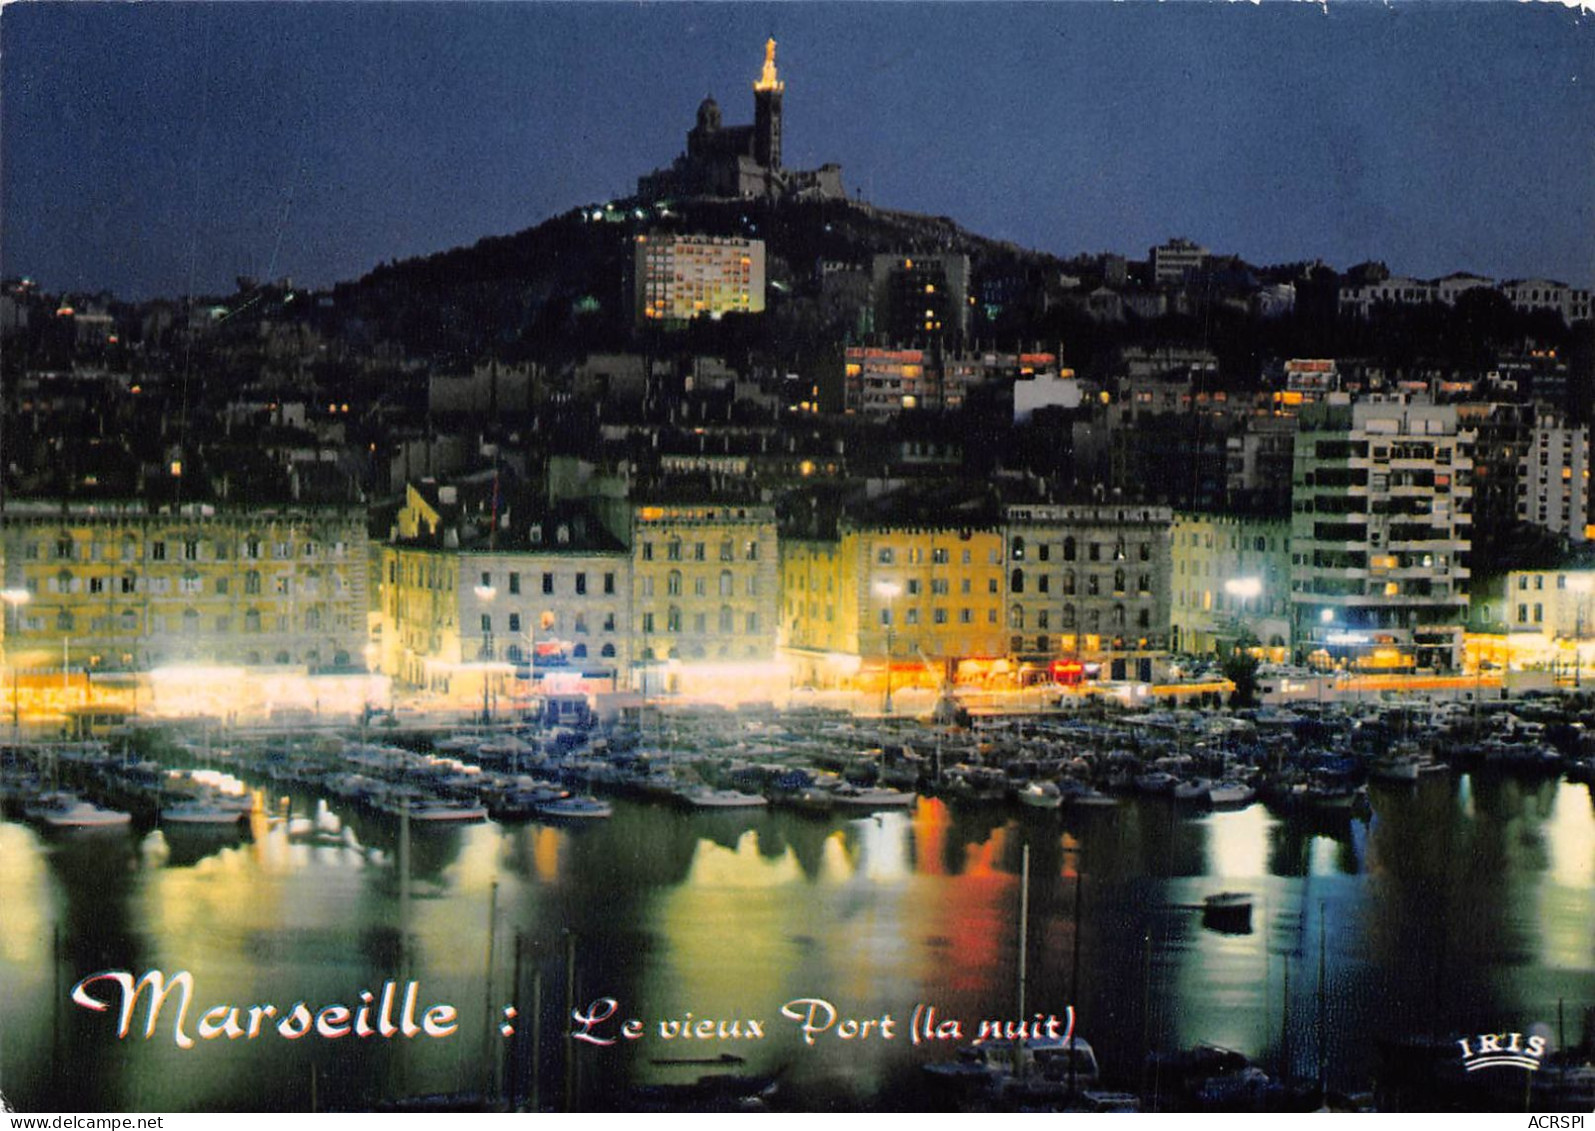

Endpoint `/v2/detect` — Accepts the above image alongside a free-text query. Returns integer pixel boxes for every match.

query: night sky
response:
[3,2,1592,300]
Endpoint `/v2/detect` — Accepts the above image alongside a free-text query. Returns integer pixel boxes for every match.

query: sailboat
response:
[923,845,1112,1107]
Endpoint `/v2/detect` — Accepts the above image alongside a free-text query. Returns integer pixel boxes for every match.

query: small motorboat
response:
[1207,780,1256,808]
[25,791,133,829]
[677,786,768,810]
[535,795,613,820]
[1201,891,1254,934]
[827,785,917,809]
[1017,780,1063,810]
[161,798,250,826]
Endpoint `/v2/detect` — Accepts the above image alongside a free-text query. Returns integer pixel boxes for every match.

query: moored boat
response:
[1201,891,1253,934]
[826,784,917,809]
[1058,779,1118,808]
[676,786,769,810]
[1017,780,1063,810]
[25,791,133,828]
[1134,771,1178,796]
[535,795,613,820]
[1206,780,1255,808]
[376,791,488,822]
[1172,777,1214,803]
[161,797,250,825]
[1368,753,1420,783]
[925,1036,1101,1097]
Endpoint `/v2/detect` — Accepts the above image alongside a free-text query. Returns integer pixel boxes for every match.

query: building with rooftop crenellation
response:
[635,39,843,203]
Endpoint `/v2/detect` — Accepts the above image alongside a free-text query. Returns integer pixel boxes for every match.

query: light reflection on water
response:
[0,775,1591,1111]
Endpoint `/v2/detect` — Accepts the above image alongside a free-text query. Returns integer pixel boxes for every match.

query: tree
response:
[1221,634,1260,709]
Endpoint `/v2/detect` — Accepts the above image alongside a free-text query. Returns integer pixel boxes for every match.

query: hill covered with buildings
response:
[4,39,1595,720]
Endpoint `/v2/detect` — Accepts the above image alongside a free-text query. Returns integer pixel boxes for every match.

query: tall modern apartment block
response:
[634,233,766,324]
[1289,396,1473,672]
[1520,411,1590,543]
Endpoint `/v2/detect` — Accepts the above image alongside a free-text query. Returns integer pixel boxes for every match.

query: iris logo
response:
[1456,1031,1549,1072]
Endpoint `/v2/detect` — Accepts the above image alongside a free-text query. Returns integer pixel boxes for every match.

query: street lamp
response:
[874,580,901,715]
[2,589,29,737]
[1315,607,1336,701]
[1223,576,1263,654]
[1567,574,1593,688]
[517,617,537,717]
[474,583,496,725]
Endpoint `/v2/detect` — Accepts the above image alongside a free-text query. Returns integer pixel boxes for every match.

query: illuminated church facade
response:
[637,40,845,203]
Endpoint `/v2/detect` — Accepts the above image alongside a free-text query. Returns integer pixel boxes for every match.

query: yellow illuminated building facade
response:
[630,502,780,692]
[634,234,766,324]
[782,524,1007,689]
[381,543,460,691]
[0,500,369,675]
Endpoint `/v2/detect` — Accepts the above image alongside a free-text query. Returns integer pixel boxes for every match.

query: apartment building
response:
[1002,504,1174,681]
[781,519,1007,689]
[634,233,766,324]
[630,500,780,682]
[0,499,368,674]
[1170,512,1293,659]
[1289,396,1473,671]
[381,484,630,696]
[1519,412,1590,542]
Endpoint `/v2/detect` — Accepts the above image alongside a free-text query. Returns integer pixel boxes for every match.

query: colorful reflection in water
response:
[0,775,1591,1111]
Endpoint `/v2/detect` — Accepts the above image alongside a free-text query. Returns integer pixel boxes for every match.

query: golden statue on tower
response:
[755,37,783,93]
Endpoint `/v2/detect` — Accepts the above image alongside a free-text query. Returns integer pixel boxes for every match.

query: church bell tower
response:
[753,37,783,171]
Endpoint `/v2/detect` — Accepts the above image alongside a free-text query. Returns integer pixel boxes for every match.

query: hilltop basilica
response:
[636,39,845,202]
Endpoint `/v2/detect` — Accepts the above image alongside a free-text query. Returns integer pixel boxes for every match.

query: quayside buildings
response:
[6,37,1595,720]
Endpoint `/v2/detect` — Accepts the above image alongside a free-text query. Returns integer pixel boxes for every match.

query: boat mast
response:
[1017,843,1030,1079]
[1017,843,1029,1021]
[1070,866,1083,1094]
[1316,901,1327,1100]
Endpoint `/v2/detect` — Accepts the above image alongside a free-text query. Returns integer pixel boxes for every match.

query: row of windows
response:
[640,610,762,634]
[640,540,762,562]
[878,546,967,565]
[638,644,764,662]
[26,538,348,562]
[1007,605,1151,631]
[1179,532,1280,552]
[478,570,616,597]
[67,648,350,669]
[480,611,616,635]
[394,559,454,591]
[1010,537,1154,563]
[639,571,759,598]
[501,642,614,661]
[1012,635,1153,653]
[873,539,1156,566]
[1176,559,1278,577]
[1010,570,1152,596]
[1514,574,1595,591]
[1172,590,1286,615]
[879,607,988,626]
[32,608,342,634]
[35,571,345,597]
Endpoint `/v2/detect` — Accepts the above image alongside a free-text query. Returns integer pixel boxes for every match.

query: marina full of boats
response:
[3,691,1594,1112]
[4,692,1595,843]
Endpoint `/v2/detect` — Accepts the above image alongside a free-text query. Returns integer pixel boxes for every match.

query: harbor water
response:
[1,768,1592,1110]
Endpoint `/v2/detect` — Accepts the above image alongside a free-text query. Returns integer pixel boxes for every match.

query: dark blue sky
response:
[3,2,1592,300]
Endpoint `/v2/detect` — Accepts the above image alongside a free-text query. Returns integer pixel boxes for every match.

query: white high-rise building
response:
[1290,396,1473,672]
[1519,412,1590,543]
